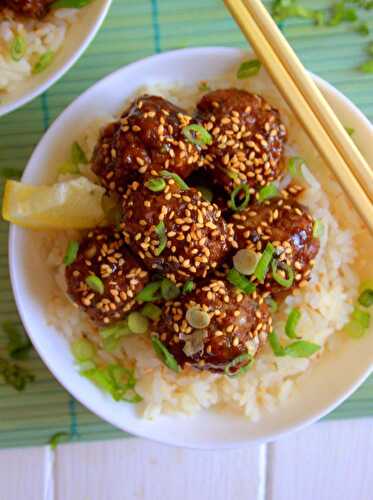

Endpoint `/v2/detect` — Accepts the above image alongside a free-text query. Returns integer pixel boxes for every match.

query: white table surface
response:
[1,419,372,500]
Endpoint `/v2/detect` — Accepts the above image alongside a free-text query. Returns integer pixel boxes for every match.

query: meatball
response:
[197,88,287,193]
[231,193,320,297]
[65,227,149,327]
[92,95,203,193]
[120,176,236,283]
[3,0,52,17]
[155,278,271,373]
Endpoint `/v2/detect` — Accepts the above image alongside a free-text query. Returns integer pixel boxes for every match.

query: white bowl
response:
[0,0,112,117]
[9,48,373,449]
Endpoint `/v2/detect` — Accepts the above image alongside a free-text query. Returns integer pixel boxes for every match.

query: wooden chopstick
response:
[224,0,373,233]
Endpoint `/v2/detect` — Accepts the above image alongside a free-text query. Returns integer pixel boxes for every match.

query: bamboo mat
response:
[0,0,372,449]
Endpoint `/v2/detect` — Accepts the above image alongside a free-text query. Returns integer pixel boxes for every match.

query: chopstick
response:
[224,0,373,233]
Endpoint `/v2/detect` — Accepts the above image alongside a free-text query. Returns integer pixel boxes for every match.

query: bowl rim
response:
[8,47,373,449]
[0,0,112,118]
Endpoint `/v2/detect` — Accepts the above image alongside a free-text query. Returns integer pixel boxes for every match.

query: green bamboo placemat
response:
[0,0,372,449]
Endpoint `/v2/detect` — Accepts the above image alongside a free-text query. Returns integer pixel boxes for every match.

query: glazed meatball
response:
[65,227,149,327]
[92,95,203,193]
[120,176,236,283]
[231,193,320,297]
[155,278,271,373]
[3,0,52,17]
[197,88,287,193]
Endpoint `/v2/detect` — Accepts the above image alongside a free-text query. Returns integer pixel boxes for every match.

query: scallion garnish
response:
[265,296,278,313]
[237,59,261,79]
[328,2,357,26]
[161,278,180,300]
[182,279,195,294]
[198,81,210,92]
[285,308,301,339]
[71,339,95,362]
[272,1,319,23]
[127,312,149,334]
[71,142,88,165]
[63,240,79,266]
[151,336,180,372]
[258,183,279,202]
[160,170,189,190]
[271,260,294,288]
[141,303,162,321]
[186,307,211,329]
[182,124,212,146]
[2,321,32,360]
[224,352,254,377]
[51,0,94,8]
[344,126,355,136]
[136,281,162,302]
[233,249,260,276]
[145,177,166,192]
[358,289,373,307]
[268,331,285,357]
[268,331,320,358]
[32,50,54,74]
[49,432,69,450]
[99,320,131,339]
[196,185,213,202]
[351,306,370,329]
[85,275,105,294]
[254,243,275,283]
[155,221,167,256]
[10,36,26,62]
[58,161,79,175]
[288,156,303,177]
[227,268,256,294]
[0,357,35,391]
[229,184,250,211]
[312,219,324,238]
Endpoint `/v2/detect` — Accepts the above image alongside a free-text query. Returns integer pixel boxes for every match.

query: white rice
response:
[0,7,78,93]
[40,76,360,421]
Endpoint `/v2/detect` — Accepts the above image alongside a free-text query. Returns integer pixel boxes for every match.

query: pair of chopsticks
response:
[224,0,373,234]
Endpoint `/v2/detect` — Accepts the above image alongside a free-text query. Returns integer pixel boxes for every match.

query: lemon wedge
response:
[2,177,106,229]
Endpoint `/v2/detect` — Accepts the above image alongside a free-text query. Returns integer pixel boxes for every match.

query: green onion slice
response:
[10,36,27,62]
[127,312,149,334]
[283,340,321,358]
[237,59,261,79]
[224,353,254,377]
[51,0,94,8]
[285,308,301,339]
[254,243,275,283]
[288,156,303,177]
[161,278,180,300]
[160,170,189,190]
[85,275,105,294]
[99,320,131,339]
[358,289,373,308]
[71,142,88,165]
[155,221,167,256]
[230,184,250,211]
[136,281,162,302]
[145,177,166,192]
[32,50,54,74]
[312,219,324,238]
[151,336,180,372]
[196,185,213,202]
[233,249,260,275]
[271,260,294,288]
[227,268,256,294]
[182,279,195,294]
[268,331,285,357]
[71,339,95,362]
[258,183,279,202]
[182,124,212,146]
[141,303,162,321]
[344,126,355,136]
[351,306,370,329]
[186,307,211,329]
[63,240,79,265]
[49,432,69,450]
[58,161,79,175]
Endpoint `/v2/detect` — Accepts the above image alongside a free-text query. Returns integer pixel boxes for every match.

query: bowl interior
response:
[0,0,112,117]
[9,48,373,448]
